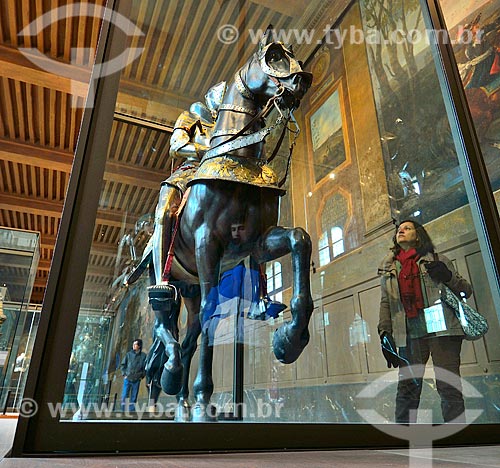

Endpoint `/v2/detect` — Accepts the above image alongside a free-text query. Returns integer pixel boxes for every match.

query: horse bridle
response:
[202,62,299,172]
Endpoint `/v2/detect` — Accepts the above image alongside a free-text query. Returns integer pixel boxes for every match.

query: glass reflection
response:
[60,0,500,426]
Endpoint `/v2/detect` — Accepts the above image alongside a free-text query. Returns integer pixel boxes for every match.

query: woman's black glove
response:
[380,332,400,368]
[424,261,452,283]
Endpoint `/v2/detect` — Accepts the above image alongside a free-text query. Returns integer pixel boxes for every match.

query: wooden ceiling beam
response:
[93,209,135,230]
[0,193,63,218]
[103,161,164,191]
[29,293,44,304]
[38,260,54,270]
[8,272,116,290]
[90,243,120,256]
[34,277,47,288]
[37,259,51,270]
[0,193,134,229]
[0,138,165,190]
[86,265,115,277]
[115,75,194,119]
[39,234,58,250]
[6,277,48,288]
[34,259,114,278]
[249,0,304,16]
[23,277,109,290]
[4,258,51,270]
[0,45,192,126]
[0,138,74,172]
[116,87,188,128]
[80,282,113,293]
[0,44,90,96]
[40,234,121,260]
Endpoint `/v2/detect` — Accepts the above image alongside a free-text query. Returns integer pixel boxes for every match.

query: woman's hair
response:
[391,218,435,256]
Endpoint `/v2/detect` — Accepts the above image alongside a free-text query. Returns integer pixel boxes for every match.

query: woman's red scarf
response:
[396,248,424,318]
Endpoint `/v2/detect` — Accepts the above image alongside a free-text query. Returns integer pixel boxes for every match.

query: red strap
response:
[162,188,191,281]
[259,264,268,298]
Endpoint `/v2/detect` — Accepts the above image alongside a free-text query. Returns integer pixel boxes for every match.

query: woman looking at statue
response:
[377,219,473,424]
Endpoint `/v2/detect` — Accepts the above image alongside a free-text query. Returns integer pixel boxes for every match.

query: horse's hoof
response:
[191,403,218,422]
[175,403,191,422]
[272,324,310,364]
[161,365,183,395]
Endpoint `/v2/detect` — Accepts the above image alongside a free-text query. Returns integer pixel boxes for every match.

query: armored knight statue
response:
[127,74,287,403]
[124,83,227,396]
[147,82,226,285]
[125,26,313,421]
[128,79,284,313]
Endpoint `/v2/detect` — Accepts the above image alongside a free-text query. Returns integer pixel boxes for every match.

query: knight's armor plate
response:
[189,154,285,194]
[163,163,198,193]
[164,106,214,193]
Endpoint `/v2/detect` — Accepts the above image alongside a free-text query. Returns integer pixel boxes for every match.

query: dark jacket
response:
[377,251,473,347]
[120,349,147,382]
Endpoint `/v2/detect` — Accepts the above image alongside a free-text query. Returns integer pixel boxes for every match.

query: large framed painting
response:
[359,0,470,223]
[306,82,351,186]
[439,0,500,192]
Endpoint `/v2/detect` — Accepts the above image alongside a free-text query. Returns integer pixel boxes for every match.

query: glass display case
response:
[0,227,40,410]
[11,0,500,455]
[439,0,500,194]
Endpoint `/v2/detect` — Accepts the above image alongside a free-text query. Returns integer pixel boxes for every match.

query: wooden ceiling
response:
[0,0,342,309]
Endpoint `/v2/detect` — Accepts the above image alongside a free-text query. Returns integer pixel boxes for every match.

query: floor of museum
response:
[0,417,499,467]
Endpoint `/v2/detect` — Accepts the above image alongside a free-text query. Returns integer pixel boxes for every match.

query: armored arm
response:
[169,109,211,160]
[169,127,200,160]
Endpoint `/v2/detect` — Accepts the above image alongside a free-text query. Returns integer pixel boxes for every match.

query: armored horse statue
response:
[128,26,313,421]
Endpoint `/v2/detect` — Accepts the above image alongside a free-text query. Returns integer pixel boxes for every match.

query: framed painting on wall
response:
[439,0,500,192]
[306,82,350,186]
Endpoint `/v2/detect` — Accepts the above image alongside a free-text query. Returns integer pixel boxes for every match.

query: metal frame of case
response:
[10,0,500,456]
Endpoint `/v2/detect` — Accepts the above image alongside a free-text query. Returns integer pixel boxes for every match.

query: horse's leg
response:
[144,335,166,404]
[175,294,201,422]
[192,329,216,421]
[253,226,314,364]
[191,230,222,422]
[145,185,185,396]
[148,288,183,395]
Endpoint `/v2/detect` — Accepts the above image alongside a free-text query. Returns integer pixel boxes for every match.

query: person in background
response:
[0,292,6,325]
[377,219,473,424]
[120,339,147,412]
